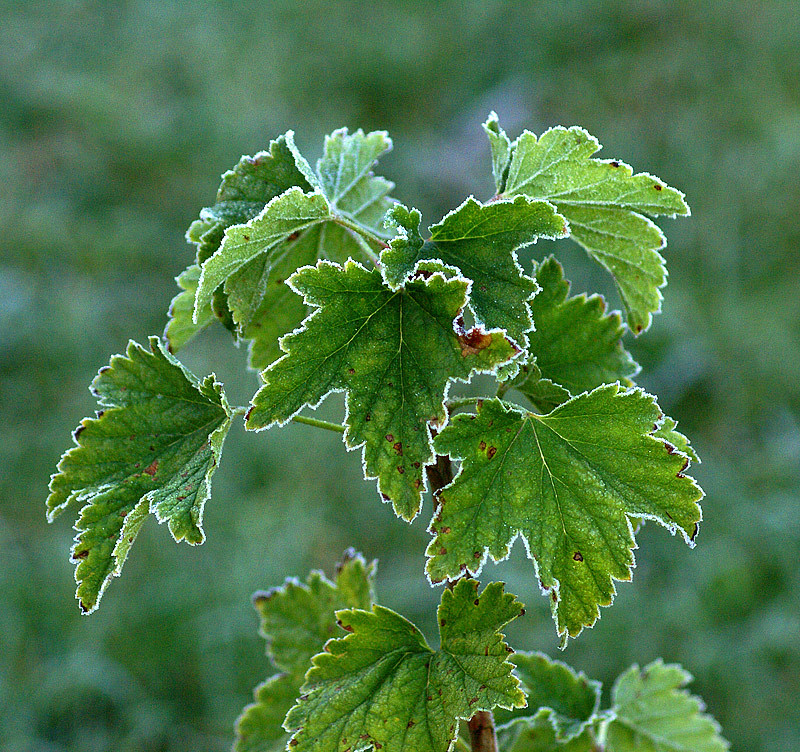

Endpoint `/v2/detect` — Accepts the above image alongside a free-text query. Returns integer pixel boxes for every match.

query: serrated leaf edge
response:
[426,384,703,646]
[245,258,517,522]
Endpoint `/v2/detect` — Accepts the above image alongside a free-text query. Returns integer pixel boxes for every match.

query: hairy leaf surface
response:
[235,551,376,752]
[607,661,729,752]
[47,337,232,613]
[246,260,515,520]
[495,653,601,741]
[489,117,689,333]
[427,386,703,642]
[381,197,566,347]
[497,717,594,752]
[284,579,525,752]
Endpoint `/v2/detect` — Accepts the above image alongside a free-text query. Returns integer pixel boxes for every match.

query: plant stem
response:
[425,451,499,752]
[467,711,499,752]
[291,415,345,433]
[446,396,483,413]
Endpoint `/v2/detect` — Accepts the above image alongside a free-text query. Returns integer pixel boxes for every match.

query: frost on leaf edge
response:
[426,383,704,646]
[46,336,232,614]
[244,258,518,522]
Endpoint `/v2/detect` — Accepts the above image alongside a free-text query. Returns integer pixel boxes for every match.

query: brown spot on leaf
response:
[73,549,89,560]
[473,551,482,559]
[474,599,480,606]
[347,368,355,375]
[144,460,159,476]
[654,183,663,191]
[551,591,558,602]
[242,234,250,241]
[458,327,494,357]
[440,619,446,626]
[439,546,447,555]
[289,741,298,747]
[365,413,371,421]
[479,441,486,451]
[407,720,415,728]
[397,466,405,474]
[610,160,620,167]
[441,526,450,534]
[487,446,497,459]
[287,231,301,241]
[385,434,394,442]
[468,697,478,705]
[393,441,403,455]
[413,479,422,489]
[413,461,420,468]
[573,551,584,562]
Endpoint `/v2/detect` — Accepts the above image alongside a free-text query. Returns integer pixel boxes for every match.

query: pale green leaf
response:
[495,121,689,333]
[195,188,331,317]
[495,653,601,742]
[506,363,573,415]
[47,337,232,613]
[193,128,396,361]
[234,551,376,752]
[606,660,729,752]
[483,112,513,194]
[506,256,639,408]
[246,259,515,521]
[426,386,703,643]
[284,579,525,752]
[381,196,567,347]
[164,264,215,353]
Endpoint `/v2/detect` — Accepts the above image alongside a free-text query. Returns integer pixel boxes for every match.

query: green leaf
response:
[235,550,376,752]
[505,363,573,415]
[653,416,699,464]
[47,337,232,614]
[494,120,689,333]
[195,188,332,317]
[495,653,601,742]
[284,579,526,752]
[246,259,516,521]
[381,196,567,348]
[506,256,639,407]
[606,660,729,752]
[193,128,396,365]
[497,717,594,752]
[426,386,703,643]
[164,264,215,353]
[483,112,513,194]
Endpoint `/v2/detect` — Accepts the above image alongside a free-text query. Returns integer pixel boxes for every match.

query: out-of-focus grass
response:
[1,2,798,750]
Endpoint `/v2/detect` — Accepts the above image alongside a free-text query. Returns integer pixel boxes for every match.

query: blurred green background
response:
[2,0,799,749]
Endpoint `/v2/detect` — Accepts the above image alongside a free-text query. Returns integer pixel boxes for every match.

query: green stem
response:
[496,380,511,398]
[291,415,346,434]
[446,396,483,412]
[333,215,390,250]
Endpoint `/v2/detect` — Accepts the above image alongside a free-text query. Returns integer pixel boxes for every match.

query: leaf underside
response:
[427,385,703,643]
[246,259,516,521]
[47,337,232,614]
[284,579,525,752]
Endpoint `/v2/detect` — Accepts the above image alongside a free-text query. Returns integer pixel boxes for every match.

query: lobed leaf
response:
[235,550,376,752]
[488,116,689,333]
[284,579,525,752]
[381,196,567,348]
[506,256,639,405]
[47,337,232,614]
[427,386,703,643]
[246,259,516,521]
[606,660,729,751]
[497,717,595,752]
[164,264,214,353]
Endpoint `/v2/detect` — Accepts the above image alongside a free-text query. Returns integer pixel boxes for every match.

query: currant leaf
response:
[47,337,232,614]
[284,579,525,752]
[496,717,594,752]
[495,653,601,742]
[246,259,516,521]
[607,660,729,752]
[426,386,703,643]
[234,550,376,752]
[490,118,689,333]
[381,196,567,347]
[505,256,639,407]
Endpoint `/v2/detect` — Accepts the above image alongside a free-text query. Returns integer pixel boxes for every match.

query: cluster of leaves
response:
[236,552,728,752]
[48,116,726,750]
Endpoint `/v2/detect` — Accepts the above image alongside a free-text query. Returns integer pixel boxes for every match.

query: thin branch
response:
[291,415,345,433]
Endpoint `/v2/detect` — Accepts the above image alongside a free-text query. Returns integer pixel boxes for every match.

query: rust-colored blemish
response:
[144,459,159,476]
[458,327,493,357]
[573,551,584,562]
[487,446,497,459]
